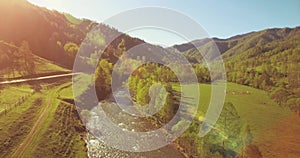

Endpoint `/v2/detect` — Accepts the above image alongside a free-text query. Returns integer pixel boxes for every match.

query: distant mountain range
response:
[1,0,299,68]
[173,27,300,63]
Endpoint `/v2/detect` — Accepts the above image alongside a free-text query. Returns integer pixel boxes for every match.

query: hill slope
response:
[173,27,300,110]
[0,41,69,78]
[0,0,145,68]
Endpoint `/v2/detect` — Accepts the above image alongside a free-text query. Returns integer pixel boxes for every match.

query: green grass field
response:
[0,81,87,157]
[58,83,74,99]
[1,79,298,157]
[173,82,300,157]
[0,84,44,157]
[23,82,86,157]
[0,85,34,113]
[33,56,69,73]
[0,55,69,79]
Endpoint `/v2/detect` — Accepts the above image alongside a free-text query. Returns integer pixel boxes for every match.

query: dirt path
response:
[11,89,57,158]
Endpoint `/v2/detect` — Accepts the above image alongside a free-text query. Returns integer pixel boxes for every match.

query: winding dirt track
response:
[11,89,57,158]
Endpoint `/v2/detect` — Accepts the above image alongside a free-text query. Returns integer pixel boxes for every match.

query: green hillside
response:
[171,82,299,157]
[0,0,146,69]
[0,41,69,79]
[173,27,300,111]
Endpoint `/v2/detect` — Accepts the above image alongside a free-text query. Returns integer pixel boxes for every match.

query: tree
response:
[10,50,21,77]
[207,102,242,158]
[270,87,289,105]
[287,62,300,88]
[64,42,79,59]
[114,38,126,57]
[95,59,113,100]
[19,41,35,75]
[135,79,151,105]
[0,50,9,71]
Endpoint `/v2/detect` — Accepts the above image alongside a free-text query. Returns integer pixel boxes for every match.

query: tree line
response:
[0,41,36,77]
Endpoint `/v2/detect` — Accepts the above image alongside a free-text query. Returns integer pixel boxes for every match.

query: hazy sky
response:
[28,0,300,46]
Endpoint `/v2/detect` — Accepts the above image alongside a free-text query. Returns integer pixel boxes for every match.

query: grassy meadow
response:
[0,79,86,158]
[0,55,69,79]
[173,82,300,157]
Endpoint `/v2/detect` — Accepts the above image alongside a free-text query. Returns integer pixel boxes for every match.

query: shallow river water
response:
[85,101,185,158]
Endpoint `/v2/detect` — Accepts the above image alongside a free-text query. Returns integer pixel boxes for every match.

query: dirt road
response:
[11,88,58,158]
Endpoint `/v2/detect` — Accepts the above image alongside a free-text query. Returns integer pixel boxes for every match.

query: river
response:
[85,100,185,158]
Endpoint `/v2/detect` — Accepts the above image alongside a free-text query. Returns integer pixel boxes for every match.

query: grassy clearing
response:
[56,75,85,98]
[64,13,82,25]
[173,82,299,157]
[13,82,87,157]
[0,84,34,111]
[32,101,87,158]
[34,56,69,73]
[18,85,64,157]
[72,74,93,98]
[58,83,74,99]
[30,84,87,157]
[0,87,44,157]
[0,79,87,157]
[223,83,290,134]
[173,82,290,132]
[0,55,69,79]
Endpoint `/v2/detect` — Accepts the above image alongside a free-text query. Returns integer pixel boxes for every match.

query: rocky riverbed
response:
[85,101,185,158]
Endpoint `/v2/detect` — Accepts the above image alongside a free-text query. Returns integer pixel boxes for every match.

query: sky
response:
[28,0,300,46]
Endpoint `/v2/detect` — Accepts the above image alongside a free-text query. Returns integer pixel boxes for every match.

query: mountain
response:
[173,27,300,62]
[1,0,299,110]
[0,0,86,67]
[0,0,144,68]
[173,27,300,110]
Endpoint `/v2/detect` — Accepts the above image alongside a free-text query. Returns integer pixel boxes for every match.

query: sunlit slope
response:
[173,82,299,157]
[0,41,69,78]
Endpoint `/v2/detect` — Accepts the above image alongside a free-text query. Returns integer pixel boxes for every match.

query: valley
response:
[0,0,299,157]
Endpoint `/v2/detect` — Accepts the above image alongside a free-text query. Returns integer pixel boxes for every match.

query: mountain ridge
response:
[173,26,300,52]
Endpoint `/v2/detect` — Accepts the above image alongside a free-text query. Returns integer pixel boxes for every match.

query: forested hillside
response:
[0,0,144,69]
[0,40,69,78]
[0,0,89,67]
[174,27,300,111]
